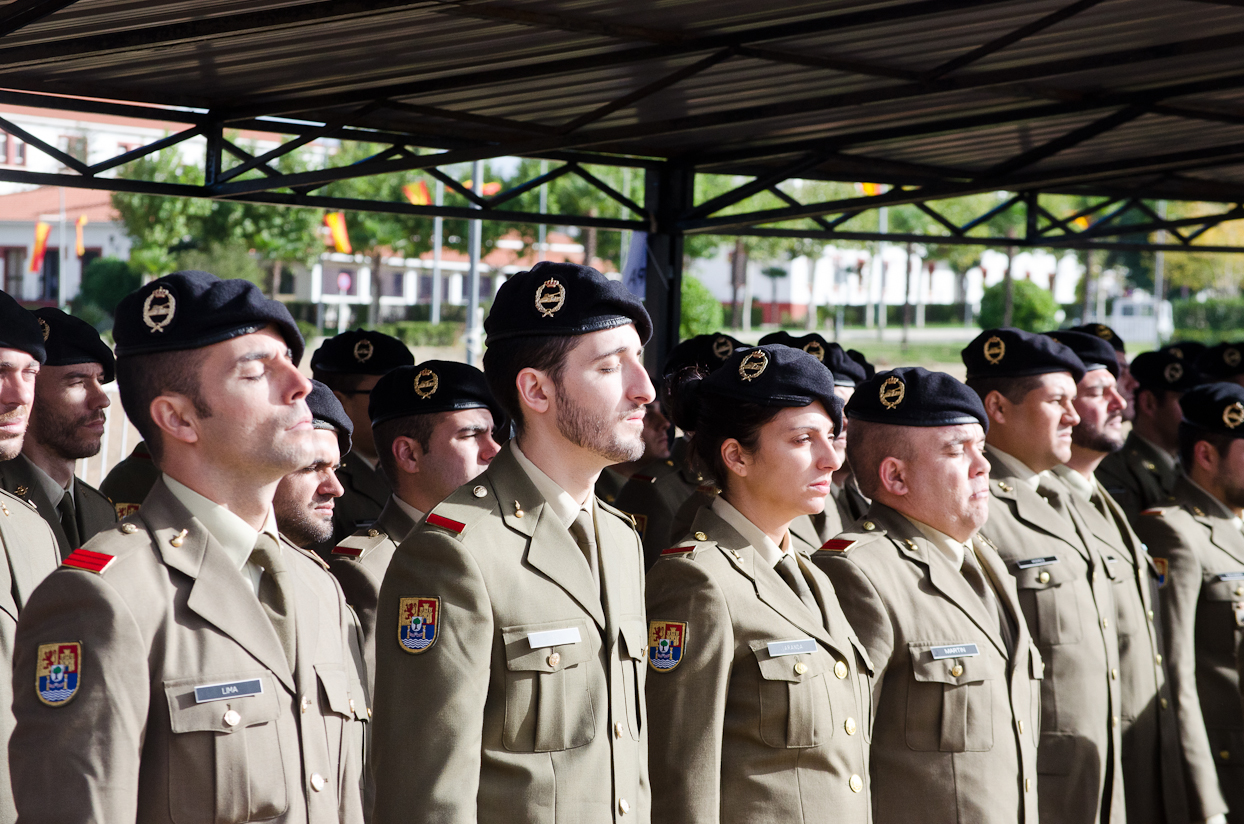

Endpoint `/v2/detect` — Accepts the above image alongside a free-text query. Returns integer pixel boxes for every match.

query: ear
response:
[392,436,423,475]
[982,390,1009,426]
[515,367,555,419]
[876,456,910,497]
[720,438,750,480]
[1136,388,1157,418]
[1194,439,1219,475]
[148,394,201,448]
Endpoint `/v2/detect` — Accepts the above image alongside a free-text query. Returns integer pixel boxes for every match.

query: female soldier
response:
[645,343,874,824]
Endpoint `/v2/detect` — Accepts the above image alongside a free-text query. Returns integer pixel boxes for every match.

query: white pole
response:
[538,159,548,262]
[465,162,483,365]
[58,188,67,307]
[431,181,444,324]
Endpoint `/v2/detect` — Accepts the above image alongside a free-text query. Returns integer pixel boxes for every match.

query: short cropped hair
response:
[482,335,576,435]
[311,370,372,394]
[965,374,1047,406]
[373,413,439,485]
[1178,422,1235,472]
[115,349,213,464]
[844,420,918,499]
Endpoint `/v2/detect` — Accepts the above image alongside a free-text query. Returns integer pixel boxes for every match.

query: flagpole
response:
[431,180,443,325]
[58,187,66,308]
[464,162,483,366]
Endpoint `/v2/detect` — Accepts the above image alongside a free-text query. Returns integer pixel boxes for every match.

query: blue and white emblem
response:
[36,642,80,707]
[648,621,686,672]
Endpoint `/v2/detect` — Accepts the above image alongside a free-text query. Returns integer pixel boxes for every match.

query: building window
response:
[40,248,59,302]
[2,248,25,296]
[0,135,25,167]
[278,266,295,295]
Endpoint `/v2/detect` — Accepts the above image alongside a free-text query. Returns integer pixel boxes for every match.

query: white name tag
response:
[767,638,817,657]
[1016,556,1059,569]
[1219,572,1244,581]
[527,627,582,648]
[194,679,264,703]
[930,644,980,660]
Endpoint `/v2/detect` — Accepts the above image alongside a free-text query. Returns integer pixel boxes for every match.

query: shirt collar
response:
[24,454,69,508]
[1134,433,1179,471]
[710,496,790,568]
[1051,464,1096,503]
[391,496,425,537]
[902,514,966,568]
[163,474,281,573]
[1183,474,1240,526]
[985,443,1042,491]
[511,441,588,529]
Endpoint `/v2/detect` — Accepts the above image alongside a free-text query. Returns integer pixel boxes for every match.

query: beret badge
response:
[712,335,734,360]
[1164,362,1183,384]
[353,339,374,363]
[37,318,49,342]
[738,349,769,382]
[1169,347,1184,360]
[879,376,906,410]
[414,368,439,399]
[1227,348,1242,368]
[142,286,176,333]
[535,278,566,318]
[983,336,1005,365]
[803,340,825,362]
[1094,325,1112,339]
[1225,402,1244,430]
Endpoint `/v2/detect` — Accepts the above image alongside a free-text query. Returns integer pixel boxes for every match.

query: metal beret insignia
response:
[37,318,49,341]
[413,367,439,399]
[738,349,769,382]
[1224,401,1244,429]
[1228,348,1242,368]
[879,375,905,409]
[648,620,686,672]
[353,339,374,363]
[983,335,1005,365]
[535,278,566,318]
[142,286,176,333]
[36,642,80,707]
[803,340,825,362]
[1164,362,1183,383]
[712,335,734,360]
[398,597,439,654]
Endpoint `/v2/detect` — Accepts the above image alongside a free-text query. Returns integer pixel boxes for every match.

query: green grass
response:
[842,340,968,372]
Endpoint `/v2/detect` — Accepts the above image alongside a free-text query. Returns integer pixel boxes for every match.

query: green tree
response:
[76,257,141,316]
[175,240,266,286]
[979,279,1057,331]
[111,148,211,275]
[680,275,724,339]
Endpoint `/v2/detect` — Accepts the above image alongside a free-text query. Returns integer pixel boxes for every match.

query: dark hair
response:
[311,370,372,394]
[1178,422,1235,471]
[664,366,783,491]
[482,335,576,435]
[965,374,1047,405]
[373,414,438,484]
[115,349,212,464]
[845,419,919,499]
[1135,385,1171,411]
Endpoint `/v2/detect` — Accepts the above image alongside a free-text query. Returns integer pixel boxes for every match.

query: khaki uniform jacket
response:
[835,474,870,526]
[646,506,874,824]
[1047,473,1189,824]
[813,503,1041,824]
[330,495,418,696]
[0,489,60,822]
[0,453,116,559]
[671,487,826,556]
[10,480,370,824]
[1133,476,1239,822]
[1096,432,1180,526]
[978,453,1125,824]
[615,438,702,570]
[596,467,629,506]
[371,444,650,824]
[328,451,390,550]
[98,440,159,518]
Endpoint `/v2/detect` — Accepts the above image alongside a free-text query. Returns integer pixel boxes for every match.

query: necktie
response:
[250,535,296,670]
[56,493,80,549]
[570,509,600,590]
[775,554,821,619]
[963,545,1016,654]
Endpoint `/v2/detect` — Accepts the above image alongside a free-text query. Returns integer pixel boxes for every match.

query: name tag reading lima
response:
[194,679,264,704]
[768,638,817,657]
[931,644,980,660]
[527,627,582,648]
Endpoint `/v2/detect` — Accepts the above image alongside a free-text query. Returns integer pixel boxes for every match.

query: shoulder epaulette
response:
[333,527,389,559]
[426,512,465,534]
[661,545,696,557]
[1141,507,1170,517]
[63,548,116,574]
[820,538,855,552]
[295,546,331,571]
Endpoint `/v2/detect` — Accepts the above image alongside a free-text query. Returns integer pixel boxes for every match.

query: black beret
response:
[1069,323,1126,353]
[1043,330,1119,378]
[758,331,867,387]
[0,290,45,363]
[1180,381,1244,438]
[310,329,413,376]
[369,361,504,429]
[306,379,352,456]
[32,307,115,383]
[1130,350,1199,394]
[847,349,875,380]
[484,261,652,345]
[1194,342,1244,380]
[846,366,988,431]
[662,333,744,377]
[1161,340,1207,363]
[692,344,843,435]
[962,327,1086,383]
[113,271,304,363]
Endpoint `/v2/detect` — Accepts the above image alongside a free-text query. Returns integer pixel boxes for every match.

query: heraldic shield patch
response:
[648,621,686,672]
[399,597,439,654]
[36,642,80,706]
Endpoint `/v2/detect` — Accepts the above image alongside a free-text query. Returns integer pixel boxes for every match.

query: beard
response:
[556,391,644,464]
[1071,418,1125,455]
[273,491,335,548]
[0,407,30,461]
[28,407,104,461]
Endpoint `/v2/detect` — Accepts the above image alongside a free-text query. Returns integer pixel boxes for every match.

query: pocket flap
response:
[1203,574,1244,601]
[618,618,647,662]
[1029,644,1045,680]
[750,639,828,683]
[908,643,997,685]
[850,636,875,676]
[502,618,596,672]
[164,671,281,734]
[315,665,366,719]
[1012,558,1075,589]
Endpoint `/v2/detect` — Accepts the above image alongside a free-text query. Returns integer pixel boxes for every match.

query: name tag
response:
[931,644,980,660]
[527,627,582,648]
[1219,572,1244,581]
[1016,556,1059,569]
[767,638,817,657]
[194,679,264,704]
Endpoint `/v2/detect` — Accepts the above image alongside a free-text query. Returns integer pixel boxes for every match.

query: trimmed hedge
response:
[372,321,461,347]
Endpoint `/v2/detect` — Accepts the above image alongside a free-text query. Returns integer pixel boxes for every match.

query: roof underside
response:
[3,0,1244,203]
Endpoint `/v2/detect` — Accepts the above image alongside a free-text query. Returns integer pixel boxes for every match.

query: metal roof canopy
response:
[4,0,1244,357]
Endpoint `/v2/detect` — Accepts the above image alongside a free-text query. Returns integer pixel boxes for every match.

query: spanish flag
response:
[860,182,883,196]
[403,180,432,206]
[29,222,50,273]
[463,180,502,196]
[75,215,88,257]
[324,212,352,254]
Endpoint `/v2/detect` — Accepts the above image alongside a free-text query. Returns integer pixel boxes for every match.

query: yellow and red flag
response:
[403,180,432,206]
[75,215,88,257]
[324,212,352,254]
[463,180,502,196]
[1073,216,1091,230]
[28,222,50,272]
[860,182,883,196]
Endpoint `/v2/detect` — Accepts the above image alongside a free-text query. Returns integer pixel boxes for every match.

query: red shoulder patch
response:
[63,548,116,574]
[696,484,717,494]
[426,513,465,534]
[820,538,854,552]
[661,545,695,556]
[1140,508,1165,516]
[332,545,364,558]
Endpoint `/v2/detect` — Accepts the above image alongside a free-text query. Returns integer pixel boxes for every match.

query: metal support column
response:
[643,162,694,375]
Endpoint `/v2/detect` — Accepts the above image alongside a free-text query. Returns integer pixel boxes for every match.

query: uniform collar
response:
[901,513,966,568]
[985,443,1042,491]
[1184,474,1241,528]
[1051,464,1096,503]
[390,495,425,533]
[23,453,70,507]
[511,440,589,530]
[348,450,376,472]
[1134,432,1178,471]
[163,473,281,574]
[710,495,789,568]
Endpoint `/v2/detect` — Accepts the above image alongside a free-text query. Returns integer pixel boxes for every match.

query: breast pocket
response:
[905,644,999,753]
[501,618,599,752]
[1013,558,1082,645]
[750,641,840,749]
[617,618,646,741]
[164,671,288,824]
[1198,574,1244,655]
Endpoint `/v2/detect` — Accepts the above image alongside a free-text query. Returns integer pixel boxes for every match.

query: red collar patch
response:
[661,545,695,556]
[332,545,364,558]
[426,513,465,534]
[820,538,854,552]
[63,548,116,574]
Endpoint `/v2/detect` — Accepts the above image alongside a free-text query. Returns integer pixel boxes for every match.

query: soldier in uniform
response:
[0,307,116,557]
[1097,350,1199,524]
[1163,341,1207,364]
[10,271,369,824]
[962,327,1126,824]
[1195,342,1244,389]
[331,360,501,693]
[372,262,652,824]
[646,343,873,824]
[1134,381,1244,824]
[1070,323,1136,417]
[596,401,670,505]
[814,367,1041,824]
[616,332,741,568]
[1043,330,1189,824]
[273,380,350,550]
[0,292,63,822]
[99,439,159,518]
[310,329,414,545]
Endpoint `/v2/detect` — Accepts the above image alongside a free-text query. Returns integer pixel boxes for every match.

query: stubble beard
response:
[0,407,28,461]
[278,503,333,548]
[556,391,644,464]
[1071,418,1125,455]
[29,410,104,461]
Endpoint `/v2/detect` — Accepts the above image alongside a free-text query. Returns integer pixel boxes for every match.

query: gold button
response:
[367,707,373,718]
[223,709,241,727]
[1038,571,1050,584]
[349,698,356,714]
[367,528,379,538]
[863,521,875,531]
[473,485,487,498]
[121,523,137,534]
[1101,618,1109,629]
[1147,609,1155,621]
[1222,750,1231,761]
[1236,586,1244,597]
[1025,778,1032,792]
[794,661,808,675]
[1144,461,1157,471]
[695,532,708,541]
[1160,697,1169,709]
[614,722,625,739]
[998,481,1013,493]
[951,664,964,677]
[301,696,311,714]
[834,660,849,679]
[1092,571,1098,582]
[619,798,630,815]
[849,774,863,793]
[1155,654,1163,665]
[310,773,326,792]
[1111,668,1118,680]
[844,717,857,735]
[1018,720,1025,734]
[548,652,561,667]
[1112,715,1119,728]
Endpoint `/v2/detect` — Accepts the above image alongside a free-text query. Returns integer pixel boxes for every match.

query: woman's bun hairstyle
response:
[663,365,705,432]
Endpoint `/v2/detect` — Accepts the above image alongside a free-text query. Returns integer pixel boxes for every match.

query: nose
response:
[819,433,843,473]
[1063,398,1080,426]
[282,358,312,404]
[322,468,344,498]
[969,445,990,478]
[90,380,111,410]
[1108,385,1127,413]
[629,361,656,407]
[481,433,501,464]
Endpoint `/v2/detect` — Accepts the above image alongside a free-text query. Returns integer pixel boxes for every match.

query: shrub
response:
[680,275,724,339]
[77,257,141,315]
[978,279,1058,332]
[372,321,460,347]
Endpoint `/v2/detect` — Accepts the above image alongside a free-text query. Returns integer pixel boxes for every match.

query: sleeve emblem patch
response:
[114,503,140,518]
[1152,557,1169,588]
[648,620,687,672]
[36,642,80,706]
[399,597,439,654]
